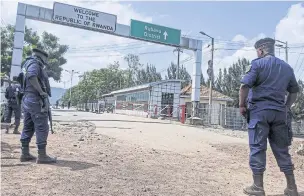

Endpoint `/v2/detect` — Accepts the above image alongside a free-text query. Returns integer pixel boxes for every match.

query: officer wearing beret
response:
[20,48,56,164]
[239,38,299,196]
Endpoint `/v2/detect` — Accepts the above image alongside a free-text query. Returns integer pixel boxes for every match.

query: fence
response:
[196,106,304,136]
[76,101,303,136]
[292,120,304,136]
[195,105,247,130]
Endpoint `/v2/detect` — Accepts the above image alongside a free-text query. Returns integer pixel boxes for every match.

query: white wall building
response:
[101,80,182,118]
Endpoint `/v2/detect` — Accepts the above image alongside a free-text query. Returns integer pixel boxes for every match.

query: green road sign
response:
[130,19,181,46]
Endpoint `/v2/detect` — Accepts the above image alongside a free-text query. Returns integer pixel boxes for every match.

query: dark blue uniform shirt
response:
[5,84,21,105]
[241,55,299,112]
[22,57,48,103]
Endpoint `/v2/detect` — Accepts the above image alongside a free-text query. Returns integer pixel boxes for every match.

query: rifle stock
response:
[44,97,54,134]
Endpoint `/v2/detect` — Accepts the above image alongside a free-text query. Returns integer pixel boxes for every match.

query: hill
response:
[50,87,66,104]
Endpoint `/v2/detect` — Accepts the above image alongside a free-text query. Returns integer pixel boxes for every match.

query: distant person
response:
[61,102,64,109]
[4,77,22,134]
[68,100,71,109]
[56,100,59,109]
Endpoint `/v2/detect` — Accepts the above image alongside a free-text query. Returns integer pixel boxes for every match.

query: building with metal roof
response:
[180,84,234,124]
[101,79,183,118]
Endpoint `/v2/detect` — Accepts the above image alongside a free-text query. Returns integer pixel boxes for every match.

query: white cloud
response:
[232,34,247,43]
[2,1,303,89]
[206,3,304,81]
[1,0,159,88]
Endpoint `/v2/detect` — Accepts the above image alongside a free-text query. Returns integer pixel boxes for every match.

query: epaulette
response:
[251,57,262,63]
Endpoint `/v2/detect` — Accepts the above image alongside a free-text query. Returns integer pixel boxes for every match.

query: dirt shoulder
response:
[1,118,304,196]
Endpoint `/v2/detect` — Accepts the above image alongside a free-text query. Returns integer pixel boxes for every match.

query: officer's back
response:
[5,83,20,106]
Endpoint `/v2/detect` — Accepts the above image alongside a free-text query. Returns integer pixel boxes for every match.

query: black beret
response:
[254,38,275,49]
[32,48,48,57]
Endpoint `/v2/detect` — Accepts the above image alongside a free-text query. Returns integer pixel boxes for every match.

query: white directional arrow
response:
[163,31,168,40]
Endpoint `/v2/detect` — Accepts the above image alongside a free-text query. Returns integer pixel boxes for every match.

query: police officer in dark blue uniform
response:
[239,38,299,196]
[4,77,22,134]
[20,48,56,164]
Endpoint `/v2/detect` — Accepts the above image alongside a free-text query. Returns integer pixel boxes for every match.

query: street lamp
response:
[200,31,214,122]
[64,69,80,101]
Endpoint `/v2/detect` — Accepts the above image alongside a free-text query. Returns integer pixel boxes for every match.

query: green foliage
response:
[0,25,68,81]
[214,58,250,107]
[62,55,163,105]
[166,62,192,88]
[292,80,304,117]
[214,57,304,118]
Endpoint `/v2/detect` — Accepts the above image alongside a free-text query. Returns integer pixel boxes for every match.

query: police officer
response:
[239,38,299,196]
[20,48,56,164]
[4,77,22,134]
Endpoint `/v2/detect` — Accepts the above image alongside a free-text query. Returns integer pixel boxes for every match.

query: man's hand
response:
[239,106,247,117]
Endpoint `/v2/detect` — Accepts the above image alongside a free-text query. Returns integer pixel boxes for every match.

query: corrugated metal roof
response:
[181,84,234,102]
[109,79,184,95]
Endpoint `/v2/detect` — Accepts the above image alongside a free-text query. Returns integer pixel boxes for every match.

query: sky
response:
[1,0,304,89]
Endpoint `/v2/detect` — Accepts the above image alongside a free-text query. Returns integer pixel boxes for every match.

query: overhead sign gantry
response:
[10,2,203,117]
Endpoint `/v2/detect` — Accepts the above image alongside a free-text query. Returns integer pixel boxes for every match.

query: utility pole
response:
[209,38,214,107]
[70,70,74,100]
[200,31,214,124]
[173,48,183,79]
[275,39,288,63]
[65,69,80,101]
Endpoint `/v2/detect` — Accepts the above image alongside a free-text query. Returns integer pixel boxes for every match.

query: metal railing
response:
[194,106,304,136]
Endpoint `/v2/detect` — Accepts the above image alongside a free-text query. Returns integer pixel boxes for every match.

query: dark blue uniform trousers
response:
[248,109,294,175]
[4,103,21,126]
[20,102,49,149]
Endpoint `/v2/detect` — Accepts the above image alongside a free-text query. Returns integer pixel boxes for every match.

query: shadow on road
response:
[1,163,29,168]
[55,159,99,171]
[78,119,172,125]
[1,156,19,160]
[1,141,19,153]
[95,126,132,130]
[268,191,304,196]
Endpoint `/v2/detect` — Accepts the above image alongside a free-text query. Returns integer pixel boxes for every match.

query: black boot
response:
[243,174,265,196]
[284,173,299,196]
[36,148,57,164]
[13,126,20,134]
[5,124,9,134]
[20,144,36,162]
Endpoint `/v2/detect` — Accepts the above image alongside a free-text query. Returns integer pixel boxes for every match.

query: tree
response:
[201,72,206,86]
[124,54,142,87]
[0,25,68,81]
[62,61,132,105]
[166,62,191,88]
[215,68,223,92]
[292,80,304,118]
[217,58,250,107]
[136,63,162,84]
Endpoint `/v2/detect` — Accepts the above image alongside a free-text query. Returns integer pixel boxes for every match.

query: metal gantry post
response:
[9,3,26,80]
[191,40,203,118]
[200,31,214,124]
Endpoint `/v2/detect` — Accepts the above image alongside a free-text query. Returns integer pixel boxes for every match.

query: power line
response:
[297,58,304,79]
[184,35,304,47]
[68,42,147,52]
[66,49,172,58]
[294,47,304,73]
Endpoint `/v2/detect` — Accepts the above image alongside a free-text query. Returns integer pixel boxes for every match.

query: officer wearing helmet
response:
[3,76,22,134]
[239,38,299,196]
[19,48,56,164]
